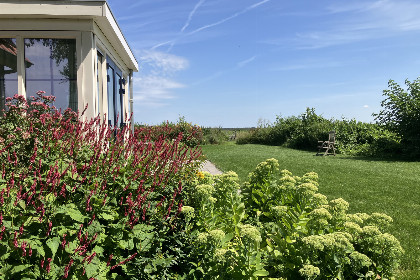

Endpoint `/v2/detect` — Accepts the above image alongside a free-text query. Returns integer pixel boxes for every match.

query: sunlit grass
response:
[201,143,420,279]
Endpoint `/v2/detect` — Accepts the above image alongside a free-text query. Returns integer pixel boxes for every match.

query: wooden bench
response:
[317,131,336,156]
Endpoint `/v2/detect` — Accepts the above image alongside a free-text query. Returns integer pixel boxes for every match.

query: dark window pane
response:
[116,73,122,124]
[25,39,77,112]
[97,52,104,116]
[0,38,18,111]
[107,65,115,126]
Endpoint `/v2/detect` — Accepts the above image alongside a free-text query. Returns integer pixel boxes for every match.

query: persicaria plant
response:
[0,92,202,279]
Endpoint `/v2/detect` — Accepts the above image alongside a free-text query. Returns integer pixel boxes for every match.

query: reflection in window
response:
[25,39,77,112]
[0,38,19,111]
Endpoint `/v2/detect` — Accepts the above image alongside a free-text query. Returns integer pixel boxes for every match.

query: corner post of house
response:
[16,36,26,99]
[80,30,96,120]
[129,69,134,133]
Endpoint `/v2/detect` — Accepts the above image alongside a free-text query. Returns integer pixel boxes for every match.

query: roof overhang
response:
[0,0,138,72]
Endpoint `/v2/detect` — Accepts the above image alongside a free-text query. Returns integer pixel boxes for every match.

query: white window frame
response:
[0,31,81,101]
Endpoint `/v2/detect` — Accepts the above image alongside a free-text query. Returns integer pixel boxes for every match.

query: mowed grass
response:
[201,143,420,279]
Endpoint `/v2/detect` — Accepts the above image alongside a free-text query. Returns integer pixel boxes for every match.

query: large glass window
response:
[24,39,77,112]
[0,38,19,111]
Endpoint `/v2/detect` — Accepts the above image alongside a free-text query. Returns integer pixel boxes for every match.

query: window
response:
[96,51,104,116]
[0,38,18,111]
[24,39,77,112]
[107,57,124,127]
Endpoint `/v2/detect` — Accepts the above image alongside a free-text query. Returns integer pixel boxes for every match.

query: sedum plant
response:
[181,158,403,279]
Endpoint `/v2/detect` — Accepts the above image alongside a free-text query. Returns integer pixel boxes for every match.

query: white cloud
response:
[133,50,189,106]
[138,49,189,74]
[237,56,257,68]
[363,105,369,108]
[181,0,206,32]
[152,0,271,50]
[281,0,420,49]
[133,75,185,107]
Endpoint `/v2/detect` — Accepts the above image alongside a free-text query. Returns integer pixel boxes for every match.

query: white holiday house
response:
[0,0,138,128]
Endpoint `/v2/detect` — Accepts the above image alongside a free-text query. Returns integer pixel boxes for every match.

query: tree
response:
[374,78,420,156]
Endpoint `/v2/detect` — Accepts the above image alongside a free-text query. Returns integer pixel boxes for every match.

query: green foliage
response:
[236,108,402,157]
[181,159,404,279]
[374,78,420,157]
[0,93,202,279]
[135,116,204,147]
[201,127,230,145]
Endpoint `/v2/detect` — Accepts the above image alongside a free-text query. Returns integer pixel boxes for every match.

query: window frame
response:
[106,56,125,127]
[0,31,81,102]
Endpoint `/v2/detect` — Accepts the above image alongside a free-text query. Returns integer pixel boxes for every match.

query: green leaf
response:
[253,269,269,277]
[46,237,60,259]
[85,263,98,278]
[285,236,295,244]
[56,203,86,223]
[10,264,32,275]
[99,212,116,221]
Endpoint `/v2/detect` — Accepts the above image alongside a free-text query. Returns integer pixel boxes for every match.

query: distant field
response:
[201,143,420,280]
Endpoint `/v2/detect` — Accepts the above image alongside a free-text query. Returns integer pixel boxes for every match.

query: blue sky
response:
[108,0,420,127]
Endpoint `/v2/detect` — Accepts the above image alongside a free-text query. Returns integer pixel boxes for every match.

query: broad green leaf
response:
[99,212,115,221]
[285,236,296,244]
[56,204,86,223]
[253,269,269,277]
[85,263,98,278]
[10,264,32,275]
[46,237,60,259]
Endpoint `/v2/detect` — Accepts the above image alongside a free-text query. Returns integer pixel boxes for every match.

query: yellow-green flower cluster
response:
[366,212,393,230]
[181,206,195,219]
[349,251,372,268]
[214,248,228,262]
[301,172,319,186]
[298,182,318,196]
[248,158,279,185]
[214,171,240,194]
[208,229,225,244]
[196,232,208,245]
[299,264,320,280]
[271,205,289,219]
[195,184,215,201]
[278,171,297,189]
[311,193,328,207]
[344,222,363,240]
[240,224,262,243]
[329,198,349,212]
[303,232,354,253]
[308,207,332,229]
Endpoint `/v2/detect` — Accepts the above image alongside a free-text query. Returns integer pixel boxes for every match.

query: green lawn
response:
[201,143,420,279]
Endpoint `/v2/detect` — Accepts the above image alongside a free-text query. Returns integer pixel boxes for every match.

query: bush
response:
[237,108,402,157]
[201,127,229,145]
[374,78,420,157]
[180,159,404,279]
[0,92,202,279]
[134,117,203,147]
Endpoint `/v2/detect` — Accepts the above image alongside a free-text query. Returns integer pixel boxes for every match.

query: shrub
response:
[201,127,229,145]
[134,117,203,147]
[237,108,402,157]
[374,78,420,157]
[180,158,404,279]
[0,92,202,279]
